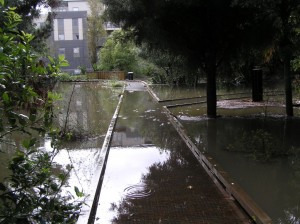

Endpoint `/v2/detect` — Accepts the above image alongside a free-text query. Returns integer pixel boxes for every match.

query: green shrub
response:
[0,2,83,222]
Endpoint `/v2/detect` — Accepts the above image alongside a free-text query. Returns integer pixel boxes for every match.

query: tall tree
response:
[103,0,256,118]
[0,0,60,52]
[237,0,300,116]
[87,0,106,66]
[98,30,138,73]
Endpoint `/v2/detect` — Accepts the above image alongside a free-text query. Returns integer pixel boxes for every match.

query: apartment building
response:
[49,0,90,73]
[36,0,120,73]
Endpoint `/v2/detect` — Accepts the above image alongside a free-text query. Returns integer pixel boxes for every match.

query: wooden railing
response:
[87,71,125,80]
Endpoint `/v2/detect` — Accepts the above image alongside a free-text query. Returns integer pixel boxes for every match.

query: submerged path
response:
[93,81,250,223]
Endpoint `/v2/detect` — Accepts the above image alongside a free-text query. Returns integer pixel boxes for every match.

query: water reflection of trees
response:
[183,117,300,160]
[110,92,245,223]
[53,82,122,148]
[110,135,242,223]
[181,117,300,223]
[114,91,192,153]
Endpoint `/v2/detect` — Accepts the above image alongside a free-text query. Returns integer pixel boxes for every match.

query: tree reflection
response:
[53,82,122,148]
[278,206,300,224]
[108,96,245,223]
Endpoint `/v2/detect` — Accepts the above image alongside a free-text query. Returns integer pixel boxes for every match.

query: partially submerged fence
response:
[87,71,125,80]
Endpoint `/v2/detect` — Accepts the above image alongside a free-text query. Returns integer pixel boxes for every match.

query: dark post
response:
[127,72,134,80]
[252,67,263,102]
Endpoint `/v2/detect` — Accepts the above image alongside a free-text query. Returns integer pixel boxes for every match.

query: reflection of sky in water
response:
[43,139,102,197]
[95,146,170,224]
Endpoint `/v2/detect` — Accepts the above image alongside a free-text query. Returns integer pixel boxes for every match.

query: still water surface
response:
[3,81,298,223]
[154,84,300,224]
[51,82,122,199]
[96,89,246,223]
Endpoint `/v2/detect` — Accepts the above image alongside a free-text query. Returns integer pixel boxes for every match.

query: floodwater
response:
[95,84,248,224]
[176,117,300,223]
[151,84,300,223]
[0,81,123,221]
[49,82,122,201]
[149,84,253,101]
[3,81,299,223]
[54,82,122,148]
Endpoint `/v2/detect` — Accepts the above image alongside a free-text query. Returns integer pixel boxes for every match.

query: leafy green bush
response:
[98,30,139,73]
[0,1,83,222]
[57,73,88,81]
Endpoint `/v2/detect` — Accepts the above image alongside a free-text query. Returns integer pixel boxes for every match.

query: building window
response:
[58,48,65,56]
[73,48,80,58]
[73,19,79,40]
[73,7,79,11]
[58,34,65,40]
[57,19,64,40]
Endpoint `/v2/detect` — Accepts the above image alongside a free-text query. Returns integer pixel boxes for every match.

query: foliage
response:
[236,0,300,116]
[0,0,60,53]
[98,30,138,73]
[104,0,300,117]
[109,80,124,88]
[139,44,202,86]
[227,129,289,161]
[87,0,106,65]
[78,65,87,75]
[103,0,259,117]
[0,2,83,223]
[57,73,88,82]
[292,56,300,72]
[137,59,166,84]
[0,147,83,223]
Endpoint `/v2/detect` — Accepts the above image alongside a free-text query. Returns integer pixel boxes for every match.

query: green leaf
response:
[12,151,25,164]
[0,0,4,6]
[47,56,55,64]
[22,138,36,149]
[2,92,10,104]
[74,186,84,197]
[50,183,59,191]
[58,173,65,181]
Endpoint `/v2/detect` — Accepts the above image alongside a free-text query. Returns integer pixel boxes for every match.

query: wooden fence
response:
[87,71,125,80]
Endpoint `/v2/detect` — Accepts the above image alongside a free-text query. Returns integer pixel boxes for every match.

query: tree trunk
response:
[284,54,293,117]
[206,55,217,118]
[279,0,294,117]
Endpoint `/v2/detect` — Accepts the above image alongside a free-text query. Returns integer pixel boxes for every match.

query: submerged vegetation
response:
[226,129,291,161]
[0,2,84,222]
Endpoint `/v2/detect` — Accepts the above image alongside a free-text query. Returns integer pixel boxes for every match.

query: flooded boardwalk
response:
[93,82,250,223]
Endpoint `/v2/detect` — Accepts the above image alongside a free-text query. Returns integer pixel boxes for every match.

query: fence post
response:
[252,67,263,102]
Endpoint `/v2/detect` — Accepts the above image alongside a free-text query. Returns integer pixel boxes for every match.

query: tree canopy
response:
[0,0,60,52]
[87,0,106,66]
[103,0,260,117]
[98,30,139,73]
[104,0,300,117]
